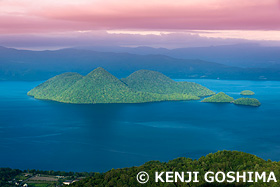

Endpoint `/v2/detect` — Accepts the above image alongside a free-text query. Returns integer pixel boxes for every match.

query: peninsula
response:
[201,92,234,103]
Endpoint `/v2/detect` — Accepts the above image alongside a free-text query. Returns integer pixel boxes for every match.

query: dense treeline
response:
[0,168,21,187]
[69,151,280,187]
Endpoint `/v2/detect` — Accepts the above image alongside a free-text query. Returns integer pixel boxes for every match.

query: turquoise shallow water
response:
[0,79,279,172]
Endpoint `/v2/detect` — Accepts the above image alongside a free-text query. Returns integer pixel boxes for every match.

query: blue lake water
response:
[0,79,280,172]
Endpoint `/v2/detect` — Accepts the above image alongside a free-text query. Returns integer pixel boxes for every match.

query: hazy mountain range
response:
[0,45,280,81]
[75,43,280,68]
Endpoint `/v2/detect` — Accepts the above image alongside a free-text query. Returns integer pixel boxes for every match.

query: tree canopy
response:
[234,98,261,107]
[202,92,234,103]
[240,90,255,96]
[28,68,214,104]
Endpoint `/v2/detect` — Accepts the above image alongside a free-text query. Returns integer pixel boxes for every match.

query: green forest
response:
[28,68,214,104]
[121,69,215,97]
[234,98,261,107]
[28,67,264,107]
[70,150,280,186]
[240,90,255,96]
[201,92,235,103]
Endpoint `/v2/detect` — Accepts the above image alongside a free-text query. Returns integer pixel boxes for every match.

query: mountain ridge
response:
[74,44,280,68]
[1,46,280,81]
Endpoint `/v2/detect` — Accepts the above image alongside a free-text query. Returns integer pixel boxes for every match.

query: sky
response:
[1,0,280,49]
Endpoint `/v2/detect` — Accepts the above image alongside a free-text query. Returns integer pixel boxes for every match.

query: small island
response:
[240,90,255,96]
[201,92,235,103]
[234,98,261,107]
[28,67,215,104]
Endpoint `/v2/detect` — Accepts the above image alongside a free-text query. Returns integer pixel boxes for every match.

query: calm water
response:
[0,79,280,172]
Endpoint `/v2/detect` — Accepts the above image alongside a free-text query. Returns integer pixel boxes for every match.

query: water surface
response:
[0,79,279,172]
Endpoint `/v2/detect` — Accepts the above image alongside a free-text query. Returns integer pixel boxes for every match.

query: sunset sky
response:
[1,0,280,49]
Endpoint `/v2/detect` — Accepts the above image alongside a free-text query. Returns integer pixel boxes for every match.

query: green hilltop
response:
[27,72,83,100]
[234,98,261,107]
[69,150,280,187]
[28,67,214,104]
[202,92,235,103]
[241,90,255,96]
[201,92,262,107]
[122,69,215,97]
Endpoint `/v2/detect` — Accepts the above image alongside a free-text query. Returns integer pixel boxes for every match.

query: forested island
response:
[201,92,261,107]
[28,68,214,104]
[1,151,279,186]
[241,90,255,96]
[201,92,234,103]
[28,67,263,107]
[234,98,261,107]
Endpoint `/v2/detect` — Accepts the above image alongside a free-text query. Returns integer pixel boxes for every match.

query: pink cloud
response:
[0,0,279,35]
[34,0,280,30]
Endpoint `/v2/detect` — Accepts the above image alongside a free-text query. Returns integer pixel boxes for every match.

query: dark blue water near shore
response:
[0,79,280,172]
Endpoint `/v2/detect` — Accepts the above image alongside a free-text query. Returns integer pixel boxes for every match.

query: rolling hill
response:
[122,69,214,97]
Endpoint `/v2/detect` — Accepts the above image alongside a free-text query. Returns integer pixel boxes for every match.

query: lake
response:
[0,79,280,172]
